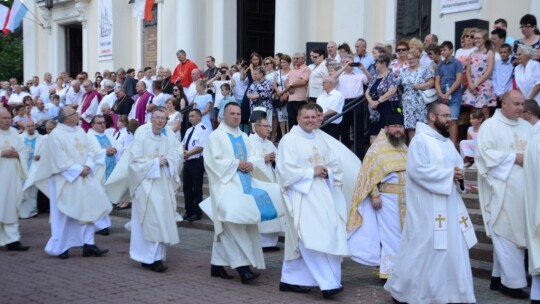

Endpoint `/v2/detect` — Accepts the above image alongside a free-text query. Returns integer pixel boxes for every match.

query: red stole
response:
[135,90,153,124]
[80,89,103,132]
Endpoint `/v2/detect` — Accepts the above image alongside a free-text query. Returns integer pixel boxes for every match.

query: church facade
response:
[24,0,539,80]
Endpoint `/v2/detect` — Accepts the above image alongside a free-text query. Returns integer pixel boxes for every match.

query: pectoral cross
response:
[460,216,469,228]
[435,214,446,228]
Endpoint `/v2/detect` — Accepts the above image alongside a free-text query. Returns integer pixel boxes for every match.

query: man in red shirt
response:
[171,50,200,95]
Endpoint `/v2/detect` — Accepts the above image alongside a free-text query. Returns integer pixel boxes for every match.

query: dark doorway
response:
[65,24,82,78]
[237,0,275,62]
[395,0,431,42]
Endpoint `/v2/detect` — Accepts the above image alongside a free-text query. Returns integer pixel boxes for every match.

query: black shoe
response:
[57,250,69,259]
[532,300,540,304]
[262,246,281,252]
[236,266,260,284]
[500,284,529,299]
[322,286,344,299]
[211,265,234,279]
[279,282,311,293]
[391,297,407,304]
[6,241,29,251]
[82,244,109,257]
[186,215,201,222]
[142,260,168,273]
[96,228,110,236]
[490,276,501,291]
[182,213,193,220]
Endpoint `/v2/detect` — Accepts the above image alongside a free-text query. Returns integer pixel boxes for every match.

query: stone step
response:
[473,224,492,245]
[468,208,484,226]
[470,259,492,279]
[464,168,477,181]
[463,193,480,210]
[470,242,494,263]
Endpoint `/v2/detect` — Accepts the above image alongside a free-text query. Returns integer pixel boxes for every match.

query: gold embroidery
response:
[308,145,324,165]
[460,216,469,229]
[510,132,527,152]
[235,142,246,161]
[435,214,446,228]
[74,138,86,157]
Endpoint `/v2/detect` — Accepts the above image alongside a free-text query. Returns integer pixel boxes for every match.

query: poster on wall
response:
[440,0,481,15]
[98,0,113,61]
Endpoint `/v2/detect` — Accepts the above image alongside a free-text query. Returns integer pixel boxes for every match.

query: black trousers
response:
[339,98,357,148]
[182,158,205,217]
[321,123,341,140]
[287,100,307,127]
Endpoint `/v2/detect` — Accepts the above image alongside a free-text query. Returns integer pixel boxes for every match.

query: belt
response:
[378,183,405,194]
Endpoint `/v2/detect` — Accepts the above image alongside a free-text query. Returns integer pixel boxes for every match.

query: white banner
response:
[98,0,113,61]
[440,0,481,15]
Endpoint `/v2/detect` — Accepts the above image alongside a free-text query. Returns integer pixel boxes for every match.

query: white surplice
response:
[0,127,28,245]
[476,110,535,288]
[276,125,348,290]
[248,133,283,247]
[524,133,540,298]
[384,122,476,304]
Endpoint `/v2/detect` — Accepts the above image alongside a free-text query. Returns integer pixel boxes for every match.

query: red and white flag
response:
[0,4,9,34]
[132,0,154,21]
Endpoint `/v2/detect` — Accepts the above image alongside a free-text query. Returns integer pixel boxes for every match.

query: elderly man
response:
[161,68,175,95]
[385,102,476,303]
[112,87,132,116]
[29,76,40,102]
[19,120,42,219]
[203,102,283,284]
[327,41,341,63]
[476,90,535,299]
[354,38,375,75]
[0,109,30,251]
[421,34,438,68]
[182,109,211,222]
[186,69,202,103]
[248,117,283,252]
[8,85,30,106]
[65,80,84,109]
[171,49,200,95]
[347,114,407,279]
[28,107,111,259]
[78,80,102,132]
[124,107,183,272]
[128,81,153,125]
[96,80,116,116]
[38,72,54,102]
[316,76,344,139]
[276,103,347,299]
[31,99,51,128]
[285,52,311,127]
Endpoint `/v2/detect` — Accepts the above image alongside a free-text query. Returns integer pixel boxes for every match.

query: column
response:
[384,0,397,44]
[332,0,366,45]
[75,0,89,72]
[212,0,237,65]
[176,0,199,62]
[156,0,164,68]
[23,7,37,81]
[275,0,302,55]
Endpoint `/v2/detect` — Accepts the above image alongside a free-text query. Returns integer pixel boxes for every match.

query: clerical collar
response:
[292,125,315,139]
[219,122,241,136]
[493,109,519,126]
[252,133,267,142]
[61,123,79,132]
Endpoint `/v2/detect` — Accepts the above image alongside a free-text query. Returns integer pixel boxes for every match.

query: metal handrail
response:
[179,103,194,115]
[320,96,365,128]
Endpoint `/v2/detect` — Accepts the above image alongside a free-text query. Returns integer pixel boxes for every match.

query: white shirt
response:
[65,87,84,106]
[337,72,367,98]
[142,77,154,95]
[232,72,248,100]
[29,85,40,98]
[316,88,345,124]
[181,122,210,160]
[329,53,341,63]
[515,60,540,104]
[8,91,30,105]
[38,81,54,101]
[31,107,51,123]
[186,83,197,104]
[492,58,514,97]
[152,92,170,108]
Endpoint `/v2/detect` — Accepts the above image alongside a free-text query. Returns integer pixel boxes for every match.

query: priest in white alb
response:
[107,107,182,273]
[203,102,284,284]
[276,103,348,299]
[476,90,535,299]
[27,107,111,259]
[384,102,477,304]
[19,120,42,219]
[87,115,121,236]
[0,109,30,251]
[524,132,540,303]
[248,116,283,252]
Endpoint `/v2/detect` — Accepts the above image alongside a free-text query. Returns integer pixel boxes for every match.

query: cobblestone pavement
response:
[1,215,528,303]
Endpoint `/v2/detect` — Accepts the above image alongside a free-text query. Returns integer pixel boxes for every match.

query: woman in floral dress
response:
[462,29,496,119]
[398,50,434,140]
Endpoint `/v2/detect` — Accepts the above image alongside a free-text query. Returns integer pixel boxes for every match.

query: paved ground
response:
[1,215,528,304]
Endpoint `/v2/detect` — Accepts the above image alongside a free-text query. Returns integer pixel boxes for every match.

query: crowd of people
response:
[1,12,540,303]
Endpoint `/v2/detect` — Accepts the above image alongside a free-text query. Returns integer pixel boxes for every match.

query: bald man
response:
[316,76,345,139]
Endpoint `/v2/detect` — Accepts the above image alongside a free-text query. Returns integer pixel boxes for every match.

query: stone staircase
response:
[112,168,494,279]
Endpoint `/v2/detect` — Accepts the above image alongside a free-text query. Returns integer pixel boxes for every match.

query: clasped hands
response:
[264,152,276,163]
[106,147,117,156]
[314,165,328,178]
[238,160,253,173]
[1,147,19,158]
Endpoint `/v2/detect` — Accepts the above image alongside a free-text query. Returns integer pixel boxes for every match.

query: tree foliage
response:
[0,0,24,82]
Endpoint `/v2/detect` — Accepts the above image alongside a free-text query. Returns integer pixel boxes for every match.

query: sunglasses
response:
[396,48,408,52]
[464,35,474,38]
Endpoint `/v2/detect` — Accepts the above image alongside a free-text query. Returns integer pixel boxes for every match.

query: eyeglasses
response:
[310,54,321,58]
[93,122,106,125]
[264,62,272,65]
[66,112,79,117]
[464,35,474,38]
[396,48,408,52]
[256,124,271,128]
[520,25,533,29]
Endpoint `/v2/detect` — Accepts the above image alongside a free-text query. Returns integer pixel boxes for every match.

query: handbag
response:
[272,71,287,108]
[415,70,438,104]
[249,105,267,123]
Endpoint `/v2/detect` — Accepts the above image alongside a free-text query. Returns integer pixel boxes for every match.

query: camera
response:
[221,68,227,74]
[351,62,361,67]
[241,61,249,68]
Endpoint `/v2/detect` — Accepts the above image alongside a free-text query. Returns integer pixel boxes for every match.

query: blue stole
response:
[95,134,116,180]
[227,133,277,221]
[23,137,36,169]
